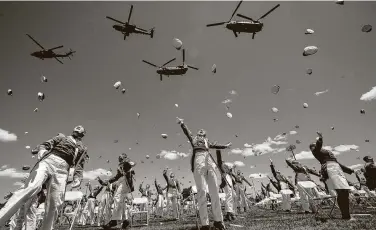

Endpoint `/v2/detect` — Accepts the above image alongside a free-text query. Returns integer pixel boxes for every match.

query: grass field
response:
[58,206,376,230]
[2,205,375,230]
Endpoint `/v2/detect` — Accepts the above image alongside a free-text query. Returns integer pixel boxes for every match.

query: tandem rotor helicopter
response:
[142,49,198,81]
[106,5,155,40]
[206,0,280,39]
[26,34,76,64]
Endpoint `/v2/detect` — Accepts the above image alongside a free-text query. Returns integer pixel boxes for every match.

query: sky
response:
[1,1,376,202]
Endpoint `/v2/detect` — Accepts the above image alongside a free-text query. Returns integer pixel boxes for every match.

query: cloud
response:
[249,173,268,179]
[360,86,376,101]
[274,134,287,141]
[159,150,190,160]
[1,165,8,169]
[233,161,245,167]
[349,164,363,170]
[0,168,29,178]
[315,89,329,96]
[231,135,288,157]
[0,128,17,142]
[229,90,238,95]
[83,168,112,180]
[250,165,256,169]
[295,144,359,160]
[13,181,24,187]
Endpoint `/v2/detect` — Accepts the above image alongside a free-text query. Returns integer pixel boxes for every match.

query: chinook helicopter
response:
[26,34,76,64]
[142,49,198,81]
[206,0,280,39]
[106,5,155,40]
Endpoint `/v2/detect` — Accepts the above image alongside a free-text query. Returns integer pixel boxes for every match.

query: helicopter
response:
[142,49,198,81]
[26,34,76,64]
[106,5,154,40]
[206,0,280,39]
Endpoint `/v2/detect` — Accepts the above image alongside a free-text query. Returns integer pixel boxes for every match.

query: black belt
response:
[52,151,73,166]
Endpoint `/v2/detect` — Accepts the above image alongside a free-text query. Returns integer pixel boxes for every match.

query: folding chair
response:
[297,181,337,219]
[130,197,149,227]
[63,191,84,230]
[349,186,376,211]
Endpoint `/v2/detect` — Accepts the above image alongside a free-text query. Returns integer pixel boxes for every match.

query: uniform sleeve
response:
[209,141,228,149]
[93,187,104,199]
[270,164,278,181]
[139,183,144,193]
[163,171,171,185]
[176,180,181,192]
[108,168,123,184]
[180,123,194,146]
[39,133,64,151]
[306,167,320,177]
[338,162,354,175]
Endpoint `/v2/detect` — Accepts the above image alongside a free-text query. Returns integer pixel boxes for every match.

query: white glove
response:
[38,150,48,160]
[71,179,81,188]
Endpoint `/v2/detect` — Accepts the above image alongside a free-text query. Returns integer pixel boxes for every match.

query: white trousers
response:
[98,192,112,225]
[193,151,223,226]
[167,190,178,218]
[156,194,164,216]
[0,155,69,230]
[111,179,130,221]
[223,174,234,213]
[9,195,39,230]
[83,198,95,225]
[280,190,293,211]
[235,184,248,211]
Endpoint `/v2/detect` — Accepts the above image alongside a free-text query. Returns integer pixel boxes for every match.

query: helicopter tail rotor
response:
[188,65,199,70]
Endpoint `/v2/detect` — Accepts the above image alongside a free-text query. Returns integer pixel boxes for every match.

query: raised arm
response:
[242,176,253,187]
[338,162,354,175]
[163,170,171,185]
[179,122,194,145]
[108,168,123,184]
[93,186,104,198]
[306,166,320,177]
[39,133,65,151]
[139,182,144,193]
[270,163,278,181]
[209,141,230,150]
[314,132,323,152]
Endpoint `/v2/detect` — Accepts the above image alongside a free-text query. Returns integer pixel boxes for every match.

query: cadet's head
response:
[237,170,241,175]
[363,156,374,163]
[146,184,150,189]
[72,125,86,139]
[170,173,175,179]
[197,129,207,137]
[119,153,128,163]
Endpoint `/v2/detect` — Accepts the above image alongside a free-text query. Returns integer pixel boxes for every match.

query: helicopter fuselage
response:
[226,21,263,33]
[31,50,56,59]
[31,50,73,59]
[113,24,150,35]
[156,66,188,75]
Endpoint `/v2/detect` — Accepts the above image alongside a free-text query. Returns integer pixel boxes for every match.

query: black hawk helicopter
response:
[26,34,76,64]
[106,5,155,40]
[206,0,280,39]
[142,49,198,81]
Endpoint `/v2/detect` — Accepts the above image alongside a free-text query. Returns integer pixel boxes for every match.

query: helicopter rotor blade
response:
[48,45,64,51]
[188,65,199,70]
[127,5,133,24]
[162,58,176,67]
[142,60,159,68]
[229,0,243,21]
[257,4,280,21]
[236,14,255,22]
[106,16,126,24]
[206,22,227,27]
[54,57,63,64]
[26,34,45,50]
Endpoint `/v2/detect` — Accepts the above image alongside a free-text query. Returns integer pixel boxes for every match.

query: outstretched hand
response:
[176,117,184,124]
[316,131,322,138]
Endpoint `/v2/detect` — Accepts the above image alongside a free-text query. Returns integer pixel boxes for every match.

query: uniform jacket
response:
[38,133,88,181]
[180,123,228,172]
[163,171,181,194]
[107,158,135,192]
[285,159,320,185]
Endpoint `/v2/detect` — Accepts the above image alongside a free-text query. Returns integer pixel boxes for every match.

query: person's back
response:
[365,162,376,190]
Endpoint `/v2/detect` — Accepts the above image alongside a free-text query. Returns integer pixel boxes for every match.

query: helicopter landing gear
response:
[232,30,238,37]
[160,75,162,81]
[252,33,255,39]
